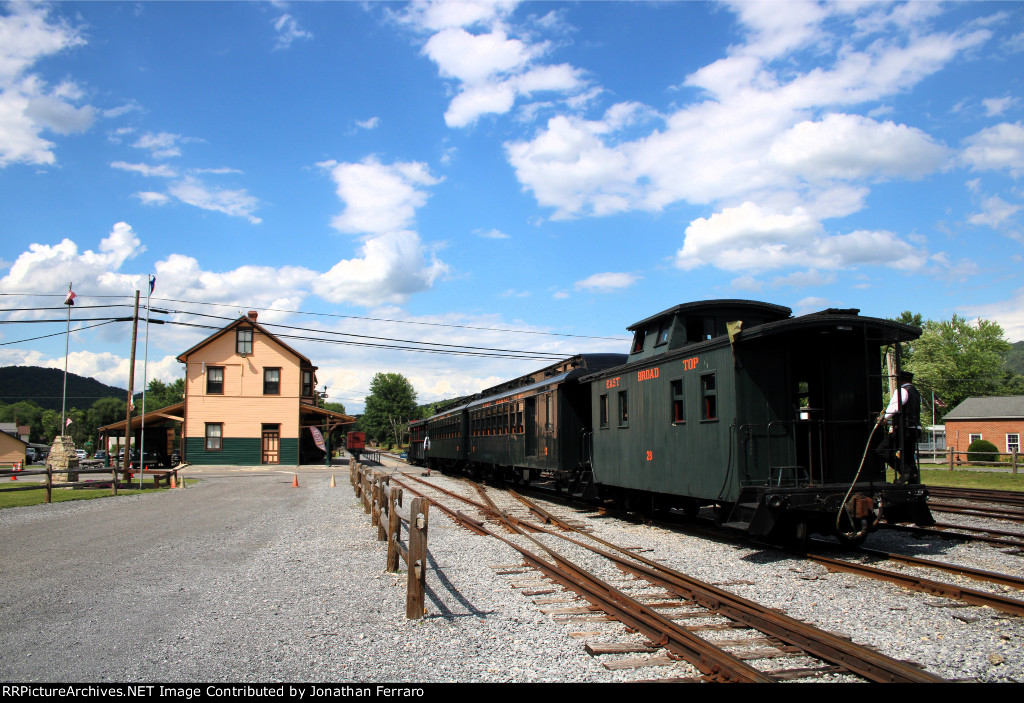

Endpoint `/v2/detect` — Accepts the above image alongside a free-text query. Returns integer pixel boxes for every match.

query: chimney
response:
[247,310,258,322]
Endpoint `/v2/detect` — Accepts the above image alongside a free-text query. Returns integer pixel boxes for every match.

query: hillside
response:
[0,366,127,411]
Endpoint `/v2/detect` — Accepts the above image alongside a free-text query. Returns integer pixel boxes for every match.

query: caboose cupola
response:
[626,299,791,361]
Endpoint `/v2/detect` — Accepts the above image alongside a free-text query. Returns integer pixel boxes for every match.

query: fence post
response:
[407,497,429,619]
[45,463,52,504]
[1013,450,1018,475]
[948,447,954,471]
[387,488,402,573]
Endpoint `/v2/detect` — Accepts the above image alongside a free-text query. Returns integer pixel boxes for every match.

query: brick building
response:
[942,396,1024,456]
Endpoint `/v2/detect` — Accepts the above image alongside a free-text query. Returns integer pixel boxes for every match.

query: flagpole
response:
[61,282,72,435]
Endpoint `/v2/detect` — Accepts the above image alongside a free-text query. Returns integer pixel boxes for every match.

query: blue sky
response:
[1,1,1022,413]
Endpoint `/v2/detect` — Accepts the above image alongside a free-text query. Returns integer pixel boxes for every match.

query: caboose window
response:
[657,322,671,346]
[632,329,646,353]
[618,390,629,426]
[671,379,685,423]
[701,373,718,421]
[599,394,609,429]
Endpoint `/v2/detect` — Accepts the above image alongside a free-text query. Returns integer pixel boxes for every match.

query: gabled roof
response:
[176,314,313,367]
[943,396,1024,420]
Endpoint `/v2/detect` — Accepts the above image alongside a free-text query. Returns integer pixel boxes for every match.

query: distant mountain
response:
[0,366,127,411]
[1008,341,1024,376]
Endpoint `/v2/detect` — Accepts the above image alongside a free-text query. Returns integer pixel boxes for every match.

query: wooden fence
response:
[0,463,181,501]
[348,459,429,619]
[945,449,1020,474]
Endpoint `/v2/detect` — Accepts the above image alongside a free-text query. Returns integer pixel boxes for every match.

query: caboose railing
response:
[738,418,876,488]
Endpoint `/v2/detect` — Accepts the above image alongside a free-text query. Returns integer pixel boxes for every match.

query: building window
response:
[207,366,224,394]
[205,423,223,451]
[302,370,313,397]
[599,394,609,429]
[618,390,628,426]
[237,327,253,355]
[969,433,982,443]
[701,373,718,421]
[671,379,685,423]
[1008,434,1020,454]
[263,368,280,395]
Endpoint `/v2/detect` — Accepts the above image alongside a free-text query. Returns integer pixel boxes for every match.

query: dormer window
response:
[656,322,671,346]
[237,327,253,355]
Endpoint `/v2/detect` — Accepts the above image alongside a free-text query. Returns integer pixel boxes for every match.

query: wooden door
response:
[262,425,280,464]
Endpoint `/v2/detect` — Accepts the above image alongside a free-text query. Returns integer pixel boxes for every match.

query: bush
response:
[966,438,999,463]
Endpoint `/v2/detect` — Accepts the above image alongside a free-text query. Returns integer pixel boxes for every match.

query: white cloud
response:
[355,116,381,130]
[0,222,145,300]
[962,122,1024,177]
[983,96,1017,117]
[313,231,448,307]
[506,4,987,229]
[272,13,312,50]
[0,4,93,167]
[167,176,262,224]
[676,202,929,273]
[477,228,509,239]
[132,131,184,159]
[111,161,178,178]
[961,289,1024,343]
[319,157,441,235]
[408,3,589,127]
[769,113,947,181]
[134,191,170,205]
[574,272,640,293]
[967,195,1021,228]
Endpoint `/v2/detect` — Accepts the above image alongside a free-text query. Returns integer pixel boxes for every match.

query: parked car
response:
[93,450,109,464]
[75,449,87,460]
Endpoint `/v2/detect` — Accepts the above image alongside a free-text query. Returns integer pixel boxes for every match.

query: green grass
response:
[0,481,196,509]
[886,467,1024,491]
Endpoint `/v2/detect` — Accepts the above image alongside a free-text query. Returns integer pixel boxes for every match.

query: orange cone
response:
[170,474,177,489]
[292,473,299,488]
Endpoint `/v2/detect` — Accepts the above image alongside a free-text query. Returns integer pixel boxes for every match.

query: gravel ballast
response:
[0,461,1021,683]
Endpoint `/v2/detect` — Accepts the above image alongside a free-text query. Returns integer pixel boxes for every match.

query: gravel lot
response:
[1,460,1021,683]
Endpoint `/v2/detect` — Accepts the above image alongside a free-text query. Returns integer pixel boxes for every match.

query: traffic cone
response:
[329,474,336,488]
[292,474,299,488]
[170,474,176,489]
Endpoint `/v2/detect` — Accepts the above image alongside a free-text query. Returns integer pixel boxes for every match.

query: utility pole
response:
[118,290,141,496]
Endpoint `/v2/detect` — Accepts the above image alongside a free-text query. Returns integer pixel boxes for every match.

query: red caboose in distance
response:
[346,431,366,460]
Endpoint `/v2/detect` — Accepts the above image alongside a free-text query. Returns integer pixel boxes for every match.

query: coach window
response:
[701,373,718,421]
[207,366,224,395]
[599,393,609,429]
[544,393,552,431]
[237,327,253,355]
[671,379,685,424]
[618,390,629,427]
[263,368,281,395]
[205,423,223,451]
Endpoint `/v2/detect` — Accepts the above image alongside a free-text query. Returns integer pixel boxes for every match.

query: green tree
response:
[362,373,418,448]
[907,315,1012,419]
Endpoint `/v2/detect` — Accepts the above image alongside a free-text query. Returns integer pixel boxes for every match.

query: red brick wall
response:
[945,419,1024,455]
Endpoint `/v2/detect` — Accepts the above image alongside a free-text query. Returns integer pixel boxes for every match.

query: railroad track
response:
[927,487,1024,508]
[392,471,945,683]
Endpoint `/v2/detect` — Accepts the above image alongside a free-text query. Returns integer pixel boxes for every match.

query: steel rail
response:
[852,545,1024,591]
[393,474,773,682]
[463,482,776,683]
[881,522,1024,549]
[926,501,1024,523]
[927,487,1024,507]
[503,490,945,683]
[805,553,1024,618]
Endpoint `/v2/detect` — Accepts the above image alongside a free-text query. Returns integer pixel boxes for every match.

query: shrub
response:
[966,438,999,463]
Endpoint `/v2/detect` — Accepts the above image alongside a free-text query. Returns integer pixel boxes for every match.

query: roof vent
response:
[247,310,258,322]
